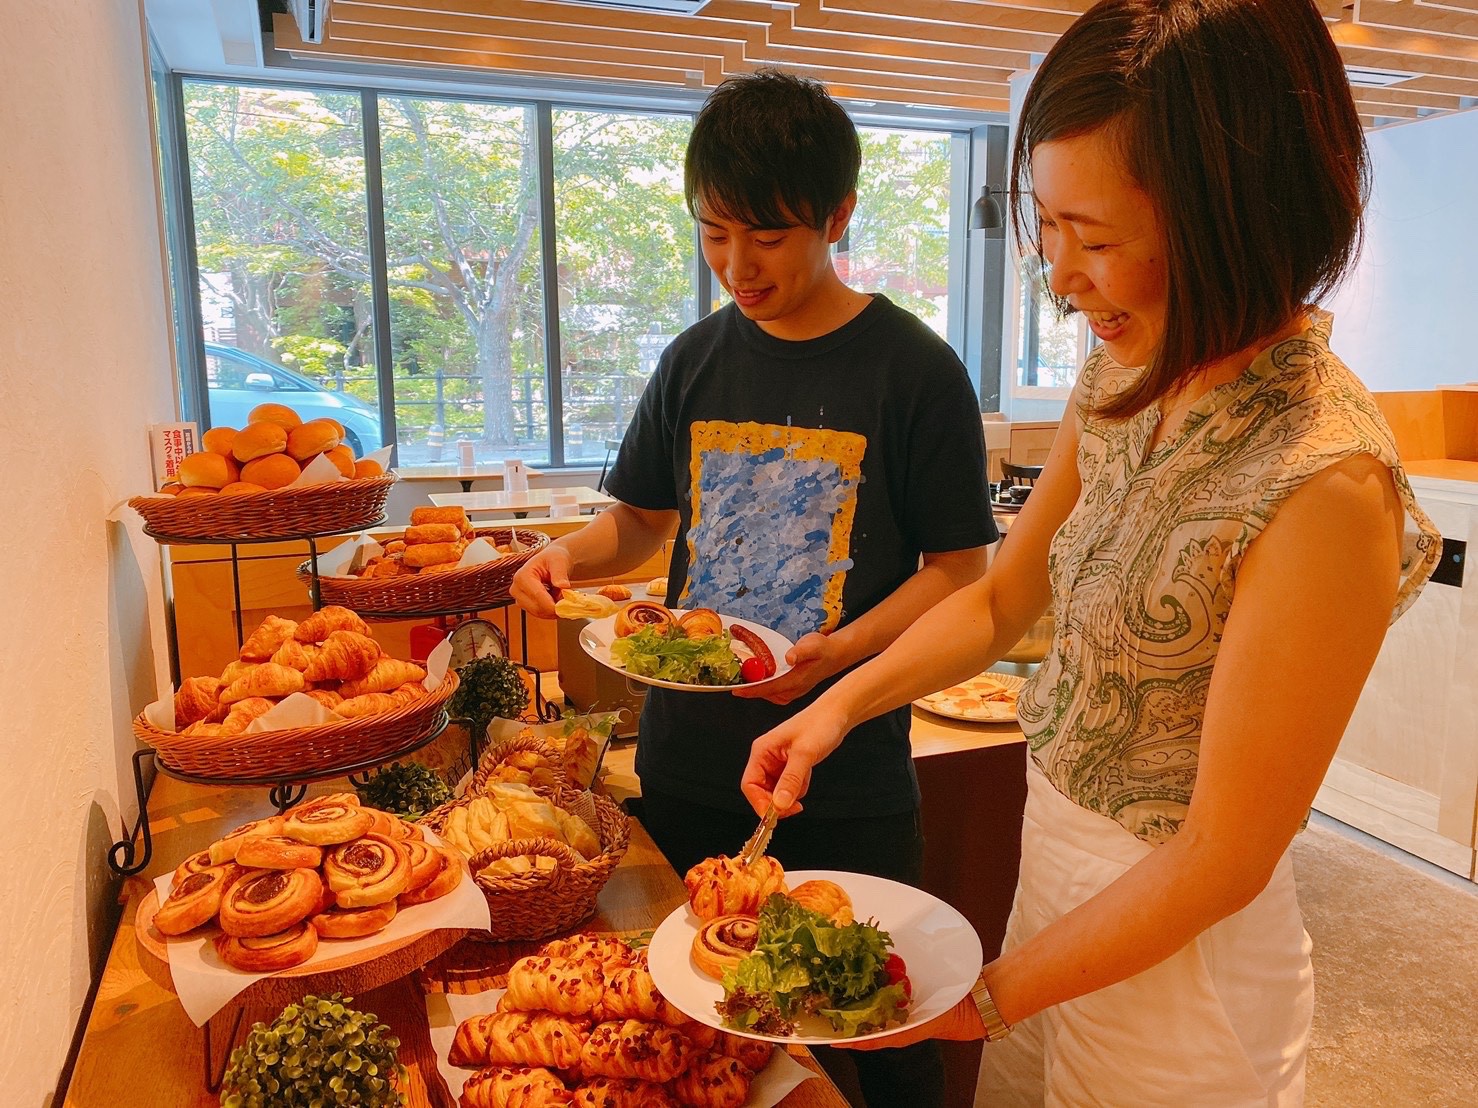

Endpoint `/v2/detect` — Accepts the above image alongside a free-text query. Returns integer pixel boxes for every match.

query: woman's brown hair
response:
[1010,0,1368,418]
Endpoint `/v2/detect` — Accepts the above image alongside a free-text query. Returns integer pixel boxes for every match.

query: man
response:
[512,68,994,1105]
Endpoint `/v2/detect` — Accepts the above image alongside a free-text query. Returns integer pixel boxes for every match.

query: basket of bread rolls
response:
[134,607,459,780]
[297,507,549,616]
[421,737,630,942]
[128,402,395,541]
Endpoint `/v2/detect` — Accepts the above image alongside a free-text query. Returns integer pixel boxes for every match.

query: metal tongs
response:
[737,803,779,867]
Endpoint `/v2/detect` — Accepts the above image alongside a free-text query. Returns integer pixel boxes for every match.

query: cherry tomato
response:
[740,656,769,683]
[884,953,912,1001]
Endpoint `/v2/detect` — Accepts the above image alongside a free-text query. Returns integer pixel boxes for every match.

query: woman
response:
[741,0,1441,1103]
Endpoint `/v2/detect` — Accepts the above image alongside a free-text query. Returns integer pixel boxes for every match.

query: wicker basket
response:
[299,527,550,616]
[467,734,570,799]
[134,671,459,780]
[128,475,396,542]
[422,784,630,943]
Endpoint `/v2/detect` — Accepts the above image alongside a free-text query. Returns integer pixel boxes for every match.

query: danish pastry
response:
[690,915,760,981]
[715,1032,773,1074]
[503,955,605,1017]
[596,966,687,1027]
[153,863,244,936]
[218,867,324,937]
[207,815,286,865]
[214,920,319,972]
[449,1011,590,1069]
[578,1019,692,1084]
[569,1078,675,1107]
[669,1051,754,1108]
[458,1066,570,1108]
[310,899,397,939]
[682,855,787,920]
[235,835,324,870]
[322,833,412,907]
[171,848,215,887]
[612,601,674,638]
[540,935,639,976]
[281,799,375,845]
[398,846,464,905]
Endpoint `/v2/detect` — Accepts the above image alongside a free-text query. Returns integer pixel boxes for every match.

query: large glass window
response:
[182,82,384,452]
[378,96,546,466]
[552,109,695,465]
[847,128,953,338]
[1015,256,1084,391]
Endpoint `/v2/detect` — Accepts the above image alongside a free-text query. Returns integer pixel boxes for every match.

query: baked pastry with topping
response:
[154,863,245,936]
[218,867,324,937]
[215,920,319,972]
[322,833,411,907]
[690,915,760,981]
[682,855,787,920]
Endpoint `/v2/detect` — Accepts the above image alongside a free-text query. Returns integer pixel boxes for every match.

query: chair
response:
[1000,460,1044,487]
[597,439,622,492]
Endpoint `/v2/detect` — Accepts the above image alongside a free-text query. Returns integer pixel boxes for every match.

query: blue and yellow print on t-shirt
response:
[684,420,864,643]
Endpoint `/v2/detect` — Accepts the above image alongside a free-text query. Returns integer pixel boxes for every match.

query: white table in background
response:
[395,464,544,493]
[428,486,617,519]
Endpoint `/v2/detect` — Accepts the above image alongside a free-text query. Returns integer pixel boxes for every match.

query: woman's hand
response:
[840,996,985,1051]
[510,545,574,618]
[740,700,851,816]
[731,631,845,705]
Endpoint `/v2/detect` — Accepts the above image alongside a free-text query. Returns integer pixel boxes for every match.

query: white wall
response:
[0,1,174,1099]
[1324,110,1478,391]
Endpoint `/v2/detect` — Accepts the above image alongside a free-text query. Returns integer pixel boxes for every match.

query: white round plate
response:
[577,608,794,693]
[647,869,983,1045]
[914,671,1026,723]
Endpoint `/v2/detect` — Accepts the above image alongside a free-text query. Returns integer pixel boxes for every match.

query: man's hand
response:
[740,700,851,816]
[839,996,985,1051]
[731,631,846,705]
[510,545,574,619]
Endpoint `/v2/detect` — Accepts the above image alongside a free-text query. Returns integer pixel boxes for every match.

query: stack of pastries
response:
[449,935,773,1107]
[152,792,465,972]
[352,506,501,579]
[436,782,601,879]
[170,606,430,736]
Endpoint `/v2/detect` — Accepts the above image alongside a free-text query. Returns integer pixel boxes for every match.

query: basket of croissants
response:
[134,606,458,780]
[422,738,630,943]
[299,507,550,617]
[445,933,774,1108]
[129,402,395,542]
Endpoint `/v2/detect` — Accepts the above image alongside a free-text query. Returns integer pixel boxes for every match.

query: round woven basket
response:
[468,734,570,799]
[128,475,396,542]
[422,786,630,943]
[299,527,549,616]
[134,670,459,780]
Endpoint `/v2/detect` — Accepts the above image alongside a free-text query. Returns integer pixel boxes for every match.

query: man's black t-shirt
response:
[604,294,995,818]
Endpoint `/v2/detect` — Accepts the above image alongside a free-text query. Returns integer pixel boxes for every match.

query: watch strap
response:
[971,971,1013,1041]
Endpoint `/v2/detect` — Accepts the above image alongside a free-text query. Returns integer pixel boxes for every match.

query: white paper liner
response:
[286,444,394,489]
[319,530,503,580]
[424,987,815,1105]
[151,827,490,1027]
[144,638,451,732]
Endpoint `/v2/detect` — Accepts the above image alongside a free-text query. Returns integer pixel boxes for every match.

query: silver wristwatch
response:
[971,971,1013,1041]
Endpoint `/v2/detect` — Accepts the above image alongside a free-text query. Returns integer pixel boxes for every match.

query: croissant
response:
[578,1020,692,1084]
[390,681,426,706]
[219,659,258,686]
[569,1079,676,1108]
[787,879,854,925]
[220,662,307,705]
[293,604,371,643]
[303,630,382,682]
[596,967,687,1027]
[449,1012,590,1069]
[339,657,427,697]
[174,676,223,727]
[683,855,787,920]
[674,608,722,639]
[504,956,605,1018]
[303,688,343,710]
[239,615,299,661]
[541,935,639,976]
[668,1052,753,1108]
[612,601,674,638]
[459,1066,571,1108]
[221,696,276,735]
[335,692,402,718]
[269,638,321,673]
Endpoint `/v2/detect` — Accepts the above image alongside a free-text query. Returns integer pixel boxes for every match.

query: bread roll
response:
[324,444,355,477]
[178,451,237,489]
[404,523,460,545]
[247,402,302,430]
[175,487,218,498]
[286,418,342,460]
[353,458,384,478]
[202,426,238,457]
[232,421,288,462]
[219,481,268,496]
[403,541,465,569]
[240,453,301,490]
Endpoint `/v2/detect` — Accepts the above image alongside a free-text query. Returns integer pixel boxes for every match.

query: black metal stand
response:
[107,717,449,876]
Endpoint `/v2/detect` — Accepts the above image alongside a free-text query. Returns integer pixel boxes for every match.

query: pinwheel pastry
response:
[153,863,245,936]
[207,815,287,864]
[612,601,675,639]
[674,608,722,638]
[690,915,760,981]
[215,920,319,972]
[449,1012,591,1070]
[503,955,606,1018]
[322,833,412,908]
[459,1066,571,1108]
[399,844,464,906]
[310,898,397,939]
[578,1019,692,1085]
[683,855,788,921]
[280,797,376,846]
[217,867,324,937]
[668,1051,755,1108]
[234,835,324,870]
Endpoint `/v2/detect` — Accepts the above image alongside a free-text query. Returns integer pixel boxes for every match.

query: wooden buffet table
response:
[64,774,848,1107]
[430,487,617,519]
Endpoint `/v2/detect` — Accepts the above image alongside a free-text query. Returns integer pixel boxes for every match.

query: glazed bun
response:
[319,417,346,439]
[232,421,288,463]
[240,453,302,490]
[353,458,384,479]
[219,481,268,496]
[179,451,238,489]
[287,418,342,461]
[202,426,238,456]
[247,402,303,430]
[324,444,355,477]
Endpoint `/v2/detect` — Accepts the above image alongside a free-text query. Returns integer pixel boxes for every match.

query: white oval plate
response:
[914,671,1026,723]
[577,608,794,693]
[647,869,983,1045]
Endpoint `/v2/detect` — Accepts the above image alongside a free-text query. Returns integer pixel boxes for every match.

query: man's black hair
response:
[684,68,861,232]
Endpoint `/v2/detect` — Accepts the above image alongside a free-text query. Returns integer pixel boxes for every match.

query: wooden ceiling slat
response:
[262,0,1478,128]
